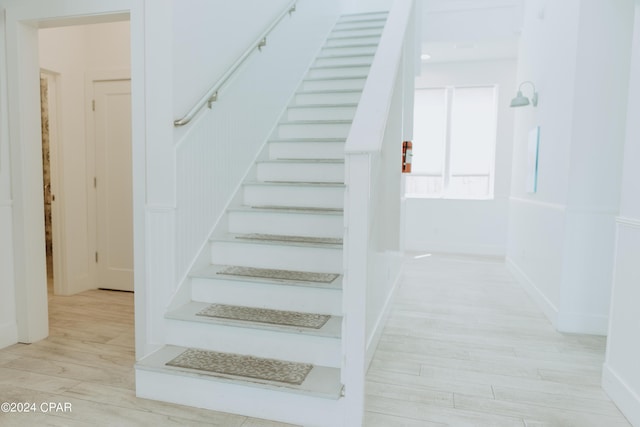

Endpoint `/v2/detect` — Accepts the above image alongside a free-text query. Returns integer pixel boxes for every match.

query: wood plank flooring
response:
[0,254,631,426]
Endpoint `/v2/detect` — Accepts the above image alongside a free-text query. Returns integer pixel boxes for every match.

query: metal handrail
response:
[174,1,297,127]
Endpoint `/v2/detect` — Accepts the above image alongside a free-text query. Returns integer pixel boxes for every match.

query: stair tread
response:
[228,205,343,215]
[295,89,363,95]
[191,264,343,289]
[211,233,343,249]
[244,181,345,187]
[269,137,346,143]
[136,345,343,399]
[339,11,388,19]
[316,53,375,59]
[167,301,342,338]
[308,64,371,71]
[322,43,379,49]
[279,118,353,124]
[288,102,358,109]
[333,25,385,31]
[303,76,367,82]
[258,159,344,164]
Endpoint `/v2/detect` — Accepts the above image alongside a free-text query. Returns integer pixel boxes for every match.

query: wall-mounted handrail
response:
[174,1,297,127]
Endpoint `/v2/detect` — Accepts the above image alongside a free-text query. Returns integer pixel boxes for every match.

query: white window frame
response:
[406,85,498,200]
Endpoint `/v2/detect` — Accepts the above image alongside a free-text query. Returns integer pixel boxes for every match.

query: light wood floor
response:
[0,254,631,426]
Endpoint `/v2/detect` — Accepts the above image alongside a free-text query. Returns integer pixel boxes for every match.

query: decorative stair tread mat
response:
[235,234,343,245]
[196,304,331,329]
[217,266,339,284]
[166,348,312,385]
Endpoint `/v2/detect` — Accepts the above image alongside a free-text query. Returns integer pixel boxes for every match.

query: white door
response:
[93,79,133,291]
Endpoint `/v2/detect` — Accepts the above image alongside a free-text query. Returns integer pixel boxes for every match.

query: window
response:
[406,85,498,199]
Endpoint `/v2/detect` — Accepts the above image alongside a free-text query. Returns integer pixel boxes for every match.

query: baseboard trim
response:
[505,257,558,327]
[0,322,18,350]
[556,312,608,336]
[602,363,640,427]
[405,243,506,257]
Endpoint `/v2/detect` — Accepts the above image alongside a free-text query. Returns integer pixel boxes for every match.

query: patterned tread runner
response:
[166,348,312,385]
[235,233,342,245]
[197,304,330,329]
[217,265,338,284]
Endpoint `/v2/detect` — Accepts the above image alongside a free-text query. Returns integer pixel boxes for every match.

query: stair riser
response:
[335,18,387,28]
[325,35,380,47]
[301,78,366,92]
[330,28,383,38]
[269,141,345,160]
[314,56,373,67]
[295,91,361,105]
[321,45,378,56]
[192,277,342,315]
[278,122,351,139]
[339,12,388,22]
[256,162,344,183]
[135,370,345,427]
[228,210,343,238]
[165,320,342,367]
[210,241,342,273]
[243,185,344,209]
[307,66,370,79]
[287,105,356,121]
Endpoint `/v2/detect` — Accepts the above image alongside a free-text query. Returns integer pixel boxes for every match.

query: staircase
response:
[136,11,388,427]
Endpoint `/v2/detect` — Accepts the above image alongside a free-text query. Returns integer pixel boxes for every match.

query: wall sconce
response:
[510,81,538,108]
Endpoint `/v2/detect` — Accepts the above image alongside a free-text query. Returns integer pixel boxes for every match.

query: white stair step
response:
[306,65,370,79]
[330,27,384,38]
[277,120,352,139]
[325,35,381,47]
[321,44,378,56]
[209,234,342,273]
[314,54,374,68]
[339,12,388,23]
[287,103,357,121]
[136,345,344,427]
[165,303,342,367]
[334,19,387,30]
[295,90,362,105]
[243,181,344,209]
[269,139,345,160]
[256,159,344,183]
[301,77,366,92]
[191,264,342,315]
[228,205,343,238]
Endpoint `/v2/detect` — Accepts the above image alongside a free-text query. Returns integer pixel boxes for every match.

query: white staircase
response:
[136,11,388,427]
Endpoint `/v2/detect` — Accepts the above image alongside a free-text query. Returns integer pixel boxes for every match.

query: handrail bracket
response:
[207,91,218,108]
[289,4,296,15]
[258,37,267,52]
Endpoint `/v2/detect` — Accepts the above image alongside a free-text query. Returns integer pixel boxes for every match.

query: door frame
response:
[85,71,132,291]
[1,1,143,344]
[39,69,67,295]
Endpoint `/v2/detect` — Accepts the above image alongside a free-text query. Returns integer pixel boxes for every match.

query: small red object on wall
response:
[402,141,413,173]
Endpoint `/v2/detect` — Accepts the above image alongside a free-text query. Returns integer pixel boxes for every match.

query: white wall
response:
[507,0,634,334]
[404,59,517,256]
[603,2,640,425]
[38,21,131,295]
[172,0,290,118]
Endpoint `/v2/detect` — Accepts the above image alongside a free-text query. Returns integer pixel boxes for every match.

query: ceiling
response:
[419,0,525,62]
